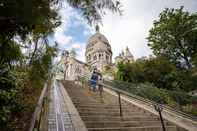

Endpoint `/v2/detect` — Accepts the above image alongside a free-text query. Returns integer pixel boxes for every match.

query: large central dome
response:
[85,28,112,72]
[87,32,110,47]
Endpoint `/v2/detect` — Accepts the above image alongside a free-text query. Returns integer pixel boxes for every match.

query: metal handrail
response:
[103,82,197,120]
[29,83,49,131]
[79,75,197,121]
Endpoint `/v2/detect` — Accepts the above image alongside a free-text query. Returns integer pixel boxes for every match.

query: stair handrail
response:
[29,83,49,131]
[78,75,197,122]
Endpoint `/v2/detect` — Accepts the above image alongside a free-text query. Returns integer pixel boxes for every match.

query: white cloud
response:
[83,30,90,36]
[55,33,72,47]
[53,2,88,62]
[54,3,73,46]
[77,48,86,62]
[70,42,86,61]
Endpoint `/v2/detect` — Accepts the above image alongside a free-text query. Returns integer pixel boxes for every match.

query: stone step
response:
[88,126,177,131]
[76,106,141,111]
[75,106,142,112]
[74,104,134,109]
[78,111,151,116]
[77,108,148,114]
[81,115,160,121]
[73,102,132,107]
[85,121,171,128]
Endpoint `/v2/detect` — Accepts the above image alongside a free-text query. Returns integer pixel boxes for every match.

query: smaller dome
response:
[115,54,123,60]
[125,46,134,58]
[115,55,121,58]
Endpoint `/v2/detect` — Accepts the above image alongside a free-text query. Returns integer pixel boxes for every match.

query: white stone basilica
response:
[60,26,134,80]
[85,26,112,71]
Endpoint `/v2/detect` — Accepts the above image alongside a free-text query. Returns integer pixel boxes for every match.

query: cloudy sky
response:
[51,0,197,62]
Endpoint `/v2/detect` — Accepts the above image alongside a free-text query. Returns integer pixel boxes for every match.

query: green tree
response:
[28,43,58,87]
[66,0,122,25]
[115,55,197,91]
[116,62,126,81]
[70,48,77,58]
[147,6,197,69]
[142,56,176,89]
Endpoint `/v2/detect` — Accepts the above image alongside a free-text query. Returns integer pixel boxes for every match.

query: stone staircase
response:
[62,81,178,131]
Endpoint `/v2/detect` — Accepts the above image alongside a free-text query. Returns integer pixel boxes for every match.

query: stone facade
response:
[62,50,89,80]
[85,28,112,72]
[115,46,134,65]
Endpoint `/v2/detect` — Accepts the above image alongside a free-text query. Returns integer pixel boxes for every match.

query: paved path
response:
[48,80,75,131]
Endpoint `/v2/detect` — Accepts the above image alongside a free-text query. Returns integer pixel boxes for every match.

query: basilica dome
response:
[85,27,112,71]
[86,32,112,54]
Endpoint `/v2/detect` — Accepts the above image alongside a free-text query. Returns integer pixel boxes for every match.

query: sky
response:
[51,0,197,62]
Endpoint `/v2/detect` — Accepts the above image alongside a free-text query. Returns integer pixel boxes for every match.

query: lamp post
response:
[154,102,166,131]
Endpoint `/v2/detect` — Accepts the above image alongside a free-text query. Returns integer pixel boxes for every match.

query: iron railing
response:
[78,75,197,131]
[29,83,49,131]
[79,75,197,120]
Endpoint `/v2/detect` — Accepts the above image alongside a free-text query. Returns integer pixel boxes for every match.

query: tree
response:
[66,0,122,25]
[103,65,115,78]
[70,48,77,58]
[147,6,197,69]
[115,55,197,91]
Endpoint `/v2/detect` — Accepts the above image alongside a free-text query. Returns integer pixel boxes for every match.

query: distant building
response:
[63,50,89,80]
[115,46,134,65]
[61,26,134,80]
[85,25,112,72]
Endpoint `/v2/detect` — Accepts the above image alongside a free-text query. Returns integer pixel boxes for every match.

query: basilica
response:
[61,26,134,80]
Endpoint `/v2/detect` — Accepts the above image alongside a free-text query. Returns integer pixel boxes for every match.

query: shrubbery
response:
[106,79,197,116]
[0,66,22,130]
[115,56,197,92]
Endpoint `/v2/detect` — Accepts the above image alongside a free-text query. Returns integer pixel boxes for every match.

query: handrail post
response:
[99,82,103,98]
[29,83,48,131]
[80,77,83,88]
[154,103,166,131]
[117,92,123,117]
[37,103,43,131]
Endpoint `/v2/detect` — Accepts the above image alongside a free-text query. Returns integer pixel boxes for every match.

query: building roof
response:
[125,46,134,58]
[115,55,123,59]
[86,32,110,48]
[73,58,85,64]
[86,31,112,55]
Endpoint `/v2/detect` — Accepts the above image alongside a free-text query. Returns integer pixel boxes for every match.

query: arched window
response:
[88,54,91,60]
[94,55,97,60]
[106,55,109,61]
[99,54,102,59]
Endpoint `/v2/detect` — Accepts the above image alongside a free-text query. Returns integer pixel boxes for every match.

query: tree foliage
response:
[115,56,197,92]
[109,80,197,115]
[115,56,197,115]
[66,0,122,25]
[147,6,197,69]
[0,66,19,130]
